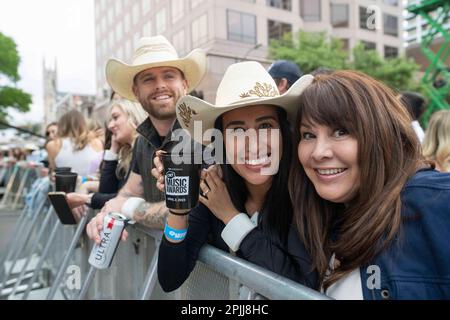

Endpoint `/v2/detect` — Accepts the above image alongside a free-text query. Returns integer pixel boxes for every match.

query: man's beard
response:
[139,97,177,120]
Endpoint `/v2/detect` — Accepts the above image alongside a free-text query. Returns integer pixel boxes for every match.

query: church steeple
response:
[43,58,58,126]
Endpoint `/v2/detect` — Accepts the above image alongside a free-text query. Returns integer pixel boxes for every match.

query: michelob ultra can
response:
[88,212,130,269]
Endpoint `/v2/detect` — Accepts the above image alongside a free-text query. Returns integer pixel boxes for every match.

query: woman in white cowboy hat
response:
[153,61,318,292]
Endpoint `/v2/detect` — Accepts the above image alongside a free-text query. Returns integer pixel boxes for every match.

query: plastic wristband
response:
[81,176,88,184]
[164,223,188,242]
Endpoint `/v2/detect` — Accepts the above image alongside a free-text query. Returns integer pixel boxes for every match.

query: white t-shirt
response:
[55,138,103,176]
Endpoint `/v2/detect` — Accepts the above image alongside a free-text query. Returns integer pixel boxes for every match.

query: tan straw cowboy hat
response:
[176,61,314,144]
[106,35,206,101]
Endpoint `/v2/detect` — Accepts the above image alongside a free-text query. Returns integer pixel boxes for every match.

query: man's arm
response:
[133,201,169,230]
[98,171,144,215]
[117,171,144,198]
[103,172,168,230]
[86,172,144,243]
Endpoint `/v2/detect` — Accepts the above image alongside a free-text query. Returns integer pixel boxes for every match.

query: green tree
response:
[269,31,348,74]
[351,42,419,91]
[0,32,32,121]
[269,31,419,91]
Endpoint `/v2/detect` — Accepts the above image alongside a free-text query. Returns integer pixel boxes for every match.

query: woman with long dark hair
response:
[154,62,317,292]
[290,70,450,299]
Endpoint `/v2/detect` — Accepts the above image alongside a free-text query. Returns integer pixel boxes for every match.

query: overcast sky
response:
[0,0,96,125]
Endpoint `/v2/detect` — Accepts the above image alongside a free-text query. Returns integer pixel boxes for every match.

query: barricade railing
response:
[0,188,50,296]
[0,166,330,301]
[0,162,39,210]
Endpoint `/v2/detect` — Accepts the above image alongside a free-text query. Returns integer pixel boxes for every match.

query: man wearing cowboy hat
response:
[86,36,206,243]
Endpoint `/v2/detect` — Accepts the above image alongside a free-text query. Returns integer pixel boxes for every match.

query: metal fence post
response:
[0,203,30,275]
[12,168,31,209]
[0,198,47,290]
[22,219,61,300]
[0,165,19,208]
[7,206,55,297]
[139,235,161,300]
[76,265,96,300]
[46,215,89,300]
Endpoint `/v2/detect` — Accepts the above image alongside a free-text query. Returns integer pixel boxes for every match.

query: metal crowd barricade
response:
[0,164,19,208]
[0,163,38,210]
[0,203,31,277]
[46,215,89,299]
[1,170,330,301]
[0,165,9,188]
[7,206,54,297]
[77,225,162,300]
[0,198,47,293]
[72,210,329,301]
[21,214,61,299]
[0,165,64,299]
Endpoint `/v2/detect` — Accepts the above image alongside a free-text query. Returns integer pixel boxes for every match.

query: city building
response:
[94,0,404,107]
[43,60,96,126]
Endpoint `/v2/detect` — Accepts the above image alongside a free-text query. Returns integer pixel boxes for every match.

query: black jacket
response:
[90,159,127,209]
[157,203,317,292]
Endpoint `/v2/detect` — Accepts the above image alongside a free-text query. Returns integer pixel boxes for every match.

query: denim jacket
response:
[360,169,450,300]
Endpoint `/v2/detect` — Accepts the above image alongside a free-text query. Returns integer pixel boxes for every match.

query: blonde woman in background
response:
[66,99,147,216]
[423,110,450,172]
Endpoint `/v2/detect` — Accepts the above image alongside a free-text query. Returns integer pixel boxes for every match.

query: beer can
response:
[88,212,130,269]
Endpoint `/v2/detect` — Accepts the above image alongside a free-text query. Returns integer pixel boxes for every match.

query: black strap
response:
[168,209,190,216]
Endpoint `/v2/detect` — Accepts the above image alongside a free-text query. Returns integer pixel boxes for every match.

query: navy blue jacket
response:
[158,203,317,292]
[360,169,450,300]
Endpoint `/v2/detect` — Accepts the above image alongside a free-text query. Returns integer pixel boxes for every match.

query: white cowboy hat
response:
[176,61,314,144]
[106,35,206,101]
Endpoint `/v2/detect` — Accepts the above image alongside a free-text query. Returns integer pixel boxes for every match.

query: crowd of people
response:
[5,35,449,300]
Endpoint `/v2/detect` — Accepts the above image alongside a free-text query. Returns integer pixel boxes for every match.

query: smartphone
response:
[48,192,77,225]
